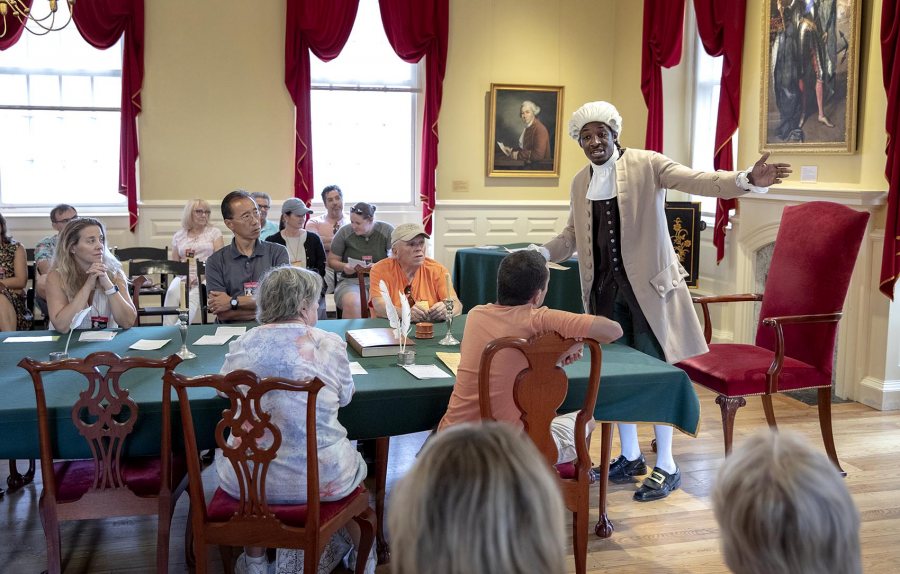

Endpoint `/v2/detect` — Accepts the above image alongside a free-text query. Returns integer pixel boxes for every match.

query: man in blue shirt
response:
[206,190,289,323]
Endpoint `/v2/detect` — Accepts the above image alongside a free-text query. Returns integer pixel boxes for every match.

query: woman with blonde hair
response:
[389,423,566,574]
[164,198,224,323]
[46,217,136,333]
[0,211,29,331]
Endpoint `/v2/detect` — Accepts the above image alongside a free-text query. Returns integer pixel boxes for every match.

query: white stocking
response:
[616,423,641,461]
[654,424,676,474]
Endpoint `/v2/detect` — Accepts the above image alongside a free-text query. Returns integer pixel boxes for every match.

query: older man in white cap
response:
[541,101,792,502]
[369,222,462,323]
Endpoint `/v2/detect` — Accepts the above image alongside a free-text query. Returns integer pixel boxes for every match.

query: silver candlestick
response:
[438,299,459,346]
[176,310,197,359]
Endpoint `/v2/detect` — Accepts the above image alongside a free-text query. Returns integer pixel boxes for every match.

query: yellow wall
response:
[136,0,887,203]
[141,0,295,201]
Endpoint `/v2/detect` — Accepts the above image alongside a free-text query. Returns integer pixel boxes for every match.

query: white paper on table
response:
[193,334,234,346]
[349,362,368,375]
[474,245,499,250]
[214,326,246,338]
[402,364,452,379]
[79,331,117,342]
[502,246,527,253]
[129,339,171,350]
[3,335,59,343]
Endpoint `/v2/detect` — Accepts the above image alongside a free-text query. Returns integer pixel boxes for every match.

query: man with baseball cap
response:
[540,100,792,502]
[369,222,462,323]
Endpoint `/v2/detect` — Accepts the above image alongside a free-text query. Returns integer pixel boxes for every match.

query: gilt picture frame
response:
[487,84,564,177]
[759,0,861,154]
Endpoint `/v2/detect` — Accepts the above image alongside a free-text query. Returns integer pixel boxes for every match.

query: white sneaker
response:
[235,552,271,574]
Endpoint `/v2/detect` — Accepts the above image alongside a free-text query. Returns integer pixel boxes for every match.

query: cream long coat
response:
[543,149,748,364]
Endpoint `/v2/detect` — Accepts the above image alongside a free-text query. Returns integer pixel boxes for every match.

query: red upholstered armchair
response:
[677,202,869,473]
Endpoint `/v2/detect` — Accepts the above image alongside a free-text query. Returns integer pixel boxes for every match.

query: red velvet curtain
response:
[73,0,144,231]
[378,0,448,233]
[693,0,746,263]
[0,0,33,50]
[881,0,900,299]
[284,0,360,204]
[641,0,686,152]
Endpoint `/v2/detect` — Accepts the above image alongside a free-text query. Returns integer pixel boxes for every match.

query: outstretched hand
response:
[749,152,792,187]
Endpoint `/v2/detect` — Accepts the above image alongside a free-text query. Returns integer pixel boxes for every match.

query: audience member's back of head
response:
[389,422,565,574]
[713,429,861,574]
[497,250,549,305]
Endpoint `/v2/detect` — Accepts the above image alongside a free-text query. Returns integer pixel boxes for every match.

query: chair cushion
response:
[207,485,366,528]
[555,462,576,479]
[677,343,831,397]
[53,453,188,503]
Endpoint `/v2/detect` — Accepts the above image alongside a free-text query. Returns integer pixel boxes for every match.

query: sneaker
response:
[599,454,647,483]
[235,552,270,574]
[633,466,681,502]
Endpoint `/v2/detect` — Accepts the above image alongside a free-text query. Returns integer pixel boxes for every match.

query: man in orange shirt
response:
[369,222,462,323]
[438,250,622,463]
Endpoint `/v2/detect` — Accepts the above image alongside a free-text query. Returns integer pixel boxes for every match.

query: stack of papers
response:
[193,326,247,346]
[79,331,117,342]
[402,364,452,379]
[129,339,171,351]
[3,335,59,343]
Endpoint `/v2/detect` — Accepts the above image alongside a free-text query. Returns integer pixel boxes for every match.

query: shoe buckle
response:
[644,470,666,490]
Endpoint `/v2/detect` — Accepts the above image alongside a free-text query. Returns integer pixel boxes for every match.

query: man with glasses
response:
[305,184,348,294]
[249,191,279,241]
[205,190,289,323]
[33,203,78,314]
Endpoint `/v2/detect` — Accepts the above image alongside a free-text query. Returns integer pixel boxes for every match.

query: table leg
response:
[374,436,391,564]
[594,423,614,538]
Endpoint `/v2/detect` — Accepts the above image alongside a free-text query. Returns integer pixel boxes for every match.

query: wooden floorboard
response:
[2,384,899,573]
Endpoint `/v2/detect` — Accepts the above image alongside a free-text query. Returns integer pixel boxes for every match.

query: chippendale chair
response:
[164,369,376,574]
[479,332,605,574]
[130,259,190,326]
[677,202,869,472]
[17,352,187,574]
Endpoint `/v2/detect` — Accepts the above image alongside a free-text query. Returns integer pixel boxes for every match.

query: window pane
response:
[61,75,92,107]
[0,74,27,105]
[93,76,121,107]
[311,90,414,204]
[29,75,61,107]
[310,0,416,87]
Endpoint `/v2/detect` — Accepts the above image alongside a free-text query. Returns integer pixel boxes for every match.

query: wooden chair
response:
[130,259,189,326]
[116,246,170,306]
[196,259,210,324]
[677,202,870,473]
[163,369,376,574]
[16,352,188,574]
[479,332,605,574]
[356,265,370,318]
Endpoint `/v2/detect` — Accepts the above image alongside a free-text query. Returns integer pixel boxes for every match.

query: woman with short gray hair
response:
[217,265,372,574]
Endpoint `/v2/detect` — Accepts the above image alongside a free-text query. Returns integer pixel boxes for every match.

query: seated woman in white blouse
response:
[164,198,224,324]
[218,265,373,574]
[45,217,136,333]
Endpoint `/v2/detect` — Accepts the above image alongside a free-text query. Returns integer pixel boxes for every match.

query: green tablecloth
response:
[453,244,583,313]
[0,317,699,460]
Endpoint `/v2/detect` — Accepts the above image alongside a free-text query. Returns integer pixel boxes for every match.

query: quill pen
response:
[63,307,92,356]
[398,289,411,353]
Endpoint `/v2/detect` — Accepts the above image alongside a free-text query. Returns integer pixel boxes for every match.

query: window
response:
[689,35,736,217]
[310,0,420,206]
[0,6,124,208]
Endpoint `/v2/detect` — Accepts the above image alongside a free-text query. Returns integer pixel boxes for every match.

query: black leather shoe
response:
[598,454,648,483]
[633,467,681,502]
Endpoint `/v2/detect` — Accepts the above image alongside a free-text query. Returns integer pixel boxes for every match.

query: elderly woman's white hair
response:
[255,265,323,324]
[388,422,566,574]
[568,101,623,140]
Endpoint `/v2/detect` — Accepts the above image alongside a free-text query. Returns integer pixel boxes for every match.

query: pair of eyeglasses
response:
[53,216,76,225]
[193,209,211,215]
[230,209,260,224]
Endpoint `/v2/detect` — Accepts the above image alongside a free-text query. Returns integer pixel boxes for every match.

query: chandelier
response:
[0,0,75,39]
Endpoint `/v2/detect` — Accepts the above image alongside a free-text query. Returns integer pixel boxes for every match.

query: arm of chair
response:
[691,293,763,344]
[761,312,843,395]
[131,275,147,311]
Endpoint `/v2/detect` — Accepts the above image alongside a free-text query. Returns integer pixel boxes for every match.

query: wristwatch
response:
[104,285,119,296]
[230,297,239,310]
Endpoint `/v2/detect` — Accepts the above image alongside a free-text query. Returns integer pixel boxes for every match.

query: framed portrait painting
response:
[487,84,564,177]
[760,0,861,153]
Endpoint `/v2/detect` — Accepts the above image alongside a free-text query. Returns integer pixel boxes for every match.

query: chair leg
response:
[715,395,747,455]
[594,422,614,538]
[184,508,196,568]
[374,436,391,564]
[760,395,778,428]
[573,507,588,574]
[218,545,234,574]
[352,507,377,574]
[817,387,845,475]
[7,458,35,492]
[157,494,172,574]
[39,498,62,574]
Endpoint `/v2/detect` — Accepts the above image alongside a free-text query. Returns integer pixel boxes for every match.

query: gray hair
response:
[521,100,541,115]
[389,423,566,574]
[713,430,861,574]
[180,198,212,231]
[249,191,271,203]
[255,265,322,324]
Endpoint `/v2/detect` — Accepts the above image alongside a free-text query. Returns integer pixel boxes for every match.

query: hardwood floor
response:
[3,385,899,573]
